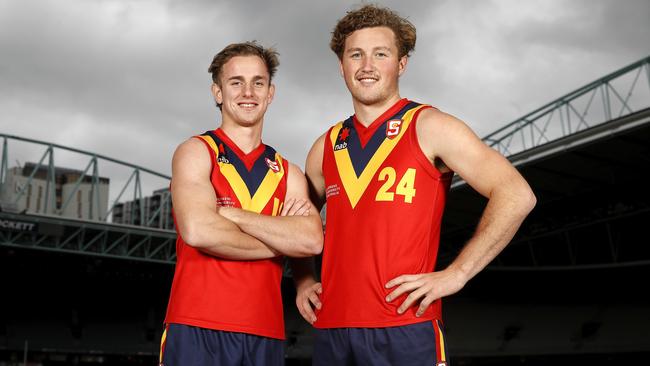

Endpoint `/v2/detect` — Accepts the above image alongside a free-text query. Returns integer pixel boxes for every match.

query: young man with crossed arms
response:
[161,41,323,366]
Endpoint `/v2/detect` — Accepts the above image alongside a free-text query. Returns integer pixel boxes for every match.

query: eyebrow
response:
[345,46,392,53]
[225,75,268,82]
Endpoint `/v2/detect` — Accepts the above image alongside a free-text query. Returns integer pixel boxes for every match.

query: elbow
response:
[519,186,537,215]
[181,231,202,248]
[310,221,325,255]
[179,222,208,249]
[307,232,324,256]
[296,226,324,257]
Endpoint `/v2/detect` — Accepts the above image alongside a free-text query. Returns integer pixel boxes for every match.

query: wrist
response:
[295,276,317,291]
[445,263,471,289]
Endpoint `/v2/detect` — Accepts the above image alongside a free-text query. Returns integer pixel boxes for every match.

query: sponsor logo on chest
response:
[334,141,348,151]
[335,126,350,151]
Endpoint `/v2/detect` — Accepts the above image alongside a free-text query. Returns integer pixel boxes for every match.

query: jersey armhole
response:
[321,126,335,175]
[192,135,217,172]
[409,106,454,181]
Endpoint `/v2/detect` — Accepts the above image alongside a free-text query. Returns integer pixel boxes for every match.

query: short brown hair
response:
[330,4,416,60]
[208,41,279,86]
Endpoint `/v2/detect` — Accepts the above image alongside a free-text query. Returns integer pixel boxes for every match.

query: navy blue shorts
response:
[313,320,449,366]
[159,323,284,366]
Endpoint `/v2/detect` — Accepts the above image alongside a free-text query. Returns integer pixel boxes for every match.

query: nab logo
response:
[217,155,230,164]
[334,141,348,151]
[265,157,281,173]
[335,127,350,151]
[386,119,403,139]
[217,143,230,164]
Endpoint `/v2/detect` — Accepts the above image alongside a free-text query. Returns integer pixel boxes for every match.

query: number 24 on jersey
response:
[375,167,416,203]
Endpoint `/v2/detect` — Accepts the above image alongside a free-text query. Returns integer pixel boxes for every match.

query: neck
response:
[218,120,263,154]
[352,94,402,127]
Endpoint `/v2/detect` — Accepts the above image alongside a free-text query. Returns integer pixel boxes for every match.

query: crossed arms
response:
[171,138,323,260]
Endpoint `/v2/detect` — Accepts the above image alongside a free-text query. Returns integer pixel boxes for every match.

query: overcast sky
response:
[1,0,649,195]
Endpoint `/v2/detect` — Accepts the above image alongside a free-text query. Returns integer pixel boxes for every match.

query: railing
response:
[483,56,650,157]
[0,134,171,229]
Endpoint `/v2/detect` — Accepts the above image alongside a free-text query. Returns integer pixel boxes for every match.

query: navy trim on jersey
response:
[202,130,277,196]
[340,101,421,177]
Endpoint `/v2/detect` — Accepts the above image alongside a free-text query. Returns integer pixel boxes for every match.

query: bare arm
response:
[171,138,278,260]
[386,109,536,315]
[290,132,327,323]
[218,162,324,258]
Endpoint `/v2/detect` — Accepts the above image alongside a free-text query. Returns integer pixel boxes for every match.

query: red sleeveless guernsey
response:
[314,99,453,328]
[164,128,288,339]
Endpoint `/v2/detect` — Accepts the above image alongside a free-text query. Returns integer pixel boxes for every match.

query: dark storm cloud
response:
[404,0,650,136]
[1,0,648,197]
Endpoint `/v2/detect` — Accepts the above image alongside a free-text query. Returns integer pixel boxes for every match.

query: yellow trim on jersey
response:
[218,153,284,214]
[159,326,168,364]
[197,135,220,158]
[199,134,285,214]
[198,134,252,206]
[219,162,253,208]
[249,153,285,214]
[330,104,428,209]
[436,320,447,361]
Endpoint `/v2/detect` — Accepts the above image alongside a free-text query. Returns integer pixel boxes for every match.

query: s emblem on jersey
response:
[265,157,280,173]
[386,119,403,139]
[436,363,447,366]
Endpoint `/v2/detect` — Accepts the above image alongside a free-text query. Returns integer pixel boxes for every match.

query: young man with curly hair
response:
[292,5,536,365]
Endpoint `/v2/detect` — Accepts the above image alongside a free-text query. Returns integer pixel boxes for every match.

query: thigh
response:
[312,328,354,366]
[160,323,244,366]
[349,321,449,366]
[242,333,284,366]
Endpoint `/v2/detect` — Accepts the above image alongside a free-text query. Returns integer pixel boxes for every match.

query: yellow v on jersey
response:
[329,100,429,209]
[197,129,285,214]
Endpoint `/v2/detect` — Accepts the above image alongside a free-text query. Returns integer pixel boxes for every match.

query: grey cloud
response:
[1,0,648,187]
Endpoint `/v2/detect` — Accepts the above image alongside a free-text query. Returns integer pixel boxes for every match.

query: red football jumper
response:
[164,128,288,339]
[315,99,453,328]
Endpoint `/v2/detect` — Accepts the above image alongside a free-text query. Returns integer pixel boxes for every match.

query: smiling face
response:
[340,26,407,107]
[212,55,275,128]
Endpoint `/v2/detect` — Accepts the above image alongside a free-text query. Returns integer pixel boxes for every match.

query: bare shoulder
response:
[287,162,306,180]
[174,137,207,159]
[416,109,480,170]
[172,137,211,177]
[305,131,328,173]
[286,162,310,197]
[416,108,475,139]
[308,132,328,157]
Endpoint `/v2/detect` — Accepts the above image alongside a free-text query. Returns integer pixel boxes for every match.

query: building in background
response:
[112,188,173,230]
[0,162,109,220]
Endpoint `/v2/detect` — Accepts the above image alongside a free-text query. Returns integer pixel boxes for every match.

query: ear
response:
[398,55,408,77]
[267,83,275,105]
[211,83,223,105]
[339,59,344,78]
